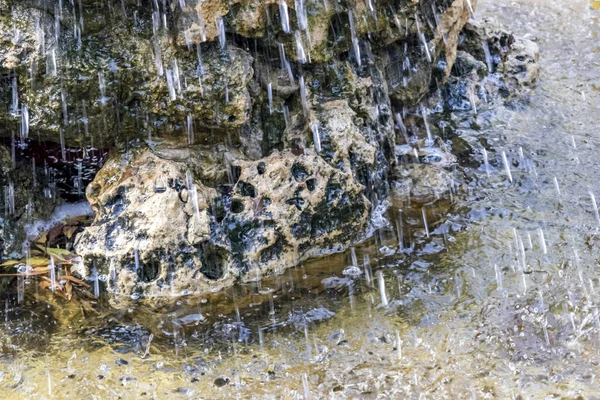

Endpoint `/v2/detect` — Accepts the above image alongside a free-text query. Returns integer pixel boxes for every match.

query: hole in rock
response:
[197,242,227,280]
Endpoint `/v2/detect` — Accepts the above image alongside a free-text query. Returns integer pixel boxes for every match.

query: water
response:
[2,0,600,398]
[311,123,321,152]
[279,0,291,33]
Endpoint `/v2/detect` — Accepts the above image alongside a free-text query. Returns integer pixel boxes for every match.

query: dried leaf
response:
[65,280,73,300]
[47,225,63,244]
[0,260,20,267]
[57,275,91,289]
[38,281,51,290]
[63,226,78,239]
[35,232,48,245]
[27,257,51,267]
[37,245,76,261]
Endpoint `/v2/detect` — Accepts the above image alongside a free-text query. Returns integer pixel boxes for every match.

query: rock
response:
[501,36,540,93]
[73,141,229,298]
[456,17,540,95]
[177,0,465,64]
[3,0,539,304]
[74,137,373,300]
[391,163,453,203]
[0,145,59,258]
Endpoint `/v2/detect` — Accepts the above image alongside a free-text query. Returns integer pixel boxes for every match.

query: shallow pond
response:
[2,0,600,398]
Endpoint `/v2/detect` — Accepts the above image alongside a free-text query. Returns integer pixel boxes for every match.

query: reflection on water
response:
[3,0,600,398]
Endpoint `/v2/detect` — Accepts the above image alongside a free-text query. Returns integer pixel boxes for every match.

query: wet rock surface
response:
[0,0,541,302]
[74,140,372,299]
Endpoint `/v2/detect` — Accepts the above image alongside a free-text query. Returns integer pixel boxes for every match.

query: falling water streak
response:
[304,325,312,358]
[526,232,533,250]
[482,148,492,176]
[469,88,478,114]
[187,114,194,145]
[295,0,308,30]
[258,328,264,352]
[421,106,433,145]
[166,69,176,101]
[143,334,154,358]
[153,40,164,76]
[537,228,547,254]
[10,131,15,169]
[61,89,69,126]
[47,371,52,396]
[494,264,502,290]
[302,374,310,400]
[217,17,226,49]
[134,247,140,271]
[482,40,493,73]
[11,75,18,114]
[501,151,513,183]
[311,123,321,152]
[299,75,309,117]
[396,211,404,251]
[422,207,429,238]
[98,71,107,104]
[348,11,361,66]
[59,129,66,161]
[17,273,24,304]
[419,33,432,62]
[571,135,577,150]
[590,191,600,226]
[295,30,307,63]
[76,161,82,197]
[573,248,585,286]
[82,100,89,136]
[267,82,273,114]
[93,267,100,298]
[377,270,388,306]
[363,255,372,286]
[465,0,474,15]
[49,256,56,293]
[394,112,409,142]
[48,49,57,77]
[21,105,29,138]
[173,60,182,94]
[553,176,561,198]
[396,330,402,360]
[350,247,358,267]
[542,317,550,346]
[279,0,290,33]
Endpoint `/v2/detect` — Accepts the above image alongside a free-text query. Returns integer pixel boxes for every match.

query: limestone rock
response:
[74,138,373,299]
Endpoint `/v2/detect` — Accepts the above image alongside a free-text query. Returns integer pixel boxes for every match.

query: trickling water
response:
[421,106,433,145]
[348,11,361,67]
[295,31,307,63]
[482,40,494,72]
[501,151,513,182]
[279,0,291,33]
[311,123,321,152]
[21,105,29,139]
[377,270,388,306]
[590,191,600,226]
[267,82,273,114]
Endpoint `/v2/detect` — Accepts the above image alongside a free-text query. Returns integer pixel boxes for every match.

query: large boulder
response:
[74,139,372,299]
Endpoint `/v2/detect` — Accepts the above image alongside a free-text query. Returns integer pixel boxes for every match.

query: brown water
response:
[2,0,600,398]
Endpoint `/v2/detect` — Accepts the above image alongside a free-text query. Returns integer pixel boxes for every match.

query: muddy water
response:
[2,0,600,398]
